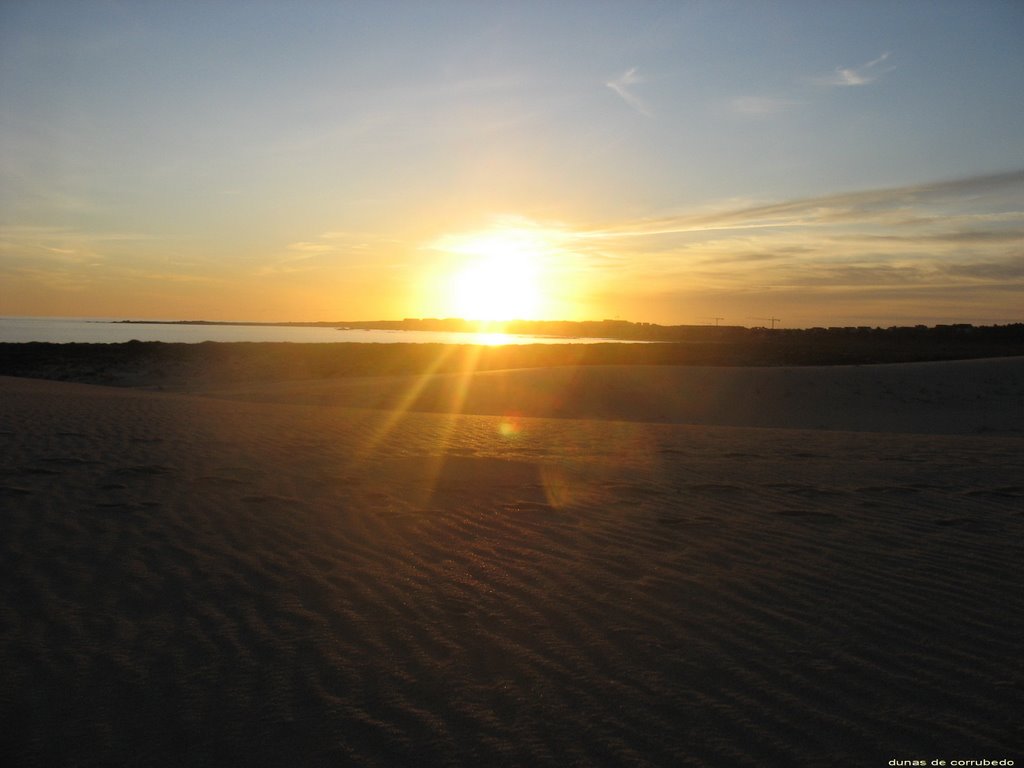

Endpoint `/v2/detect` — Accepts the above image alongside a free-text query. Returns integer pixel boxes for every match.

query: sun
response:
[449,245,540,321]
[440,226,552,323]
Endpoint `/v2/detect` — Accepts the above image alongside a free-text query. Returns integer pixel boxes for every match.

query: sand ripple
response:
[1,376,1022,766]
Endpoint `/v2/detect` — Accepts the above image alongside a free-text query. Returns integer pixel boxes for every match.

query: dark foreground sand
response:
[1,358,1022,767]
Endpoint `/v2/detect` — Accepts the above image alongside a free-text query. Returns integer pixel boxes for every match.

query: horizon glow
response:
[1,1,1022,328]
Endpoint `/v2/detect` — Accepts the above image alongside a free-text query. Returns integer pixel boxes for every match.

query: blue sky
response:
[1,0,1022,325]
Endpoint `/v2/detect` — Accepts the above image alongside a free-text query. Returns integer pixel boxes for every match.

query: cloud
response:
[585,169,1024,239]
[729,52,891,119]
[555,169,1024,320]
[0,225,152,266]
[257,231,389,276]
[944,254,1024,280]
[0,226,219,293]
[285,241,336,255]
[817,52,893,87]
[606,67,652,116]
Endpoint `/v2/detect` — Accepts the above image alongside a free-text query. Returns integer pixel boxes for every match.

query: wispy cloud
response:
[606,67,652,116]
[730,52,891,119]
[285,241,337,255]
[553,169,1024,324]
[584,169,1024,239]
[257,231,392,276]
[945,254,1024,280]
[0,226,223,294]
[0,225,152,265]
[817,52,893,87]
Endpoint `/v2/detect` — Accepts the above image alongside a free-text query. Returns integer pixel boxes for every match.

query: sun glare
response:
[438,225,555,323]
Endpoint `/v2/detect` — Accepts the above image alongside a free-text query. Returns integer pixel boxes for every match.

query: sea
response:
[0,317,634,345]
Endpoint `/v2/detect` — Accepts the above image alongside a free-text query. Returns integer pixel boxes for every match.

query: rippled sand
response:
[1,360,1022,766]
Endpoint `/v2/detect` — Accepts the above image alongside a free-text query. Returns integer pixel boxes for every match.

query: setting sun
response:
[436,225,556,322]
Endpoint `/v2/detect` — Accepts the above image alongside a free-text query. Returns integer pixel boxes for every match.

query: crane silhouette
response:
[750,317,781,329]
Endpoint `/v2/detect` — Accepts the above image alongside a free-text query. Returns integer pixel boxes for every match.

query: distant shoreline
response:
[111,319,576,341]
[110,317,1024,343]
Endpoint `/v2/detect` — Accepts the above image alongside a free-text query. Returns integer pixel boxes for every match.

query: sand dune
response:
[1,366,1022,766]
[203,356,1024,435]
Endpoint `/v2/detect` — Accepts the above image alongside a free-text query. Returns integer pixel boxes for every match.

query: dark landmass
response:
[2,322,1023,389]
[115,316,1024,343]
[355,317,1024,346]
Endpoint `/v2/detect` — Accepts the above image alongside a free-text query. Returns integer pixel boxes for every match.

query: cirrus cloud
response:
[816,52,893,87]
[606,67,652,117]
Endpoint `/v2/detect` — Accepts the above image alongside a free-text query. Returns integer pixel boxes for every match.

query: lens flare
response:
[498,413,522,438]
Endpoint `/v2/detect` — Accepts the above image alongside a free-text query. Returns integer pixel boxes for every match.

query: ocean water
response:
[0,317,631,345]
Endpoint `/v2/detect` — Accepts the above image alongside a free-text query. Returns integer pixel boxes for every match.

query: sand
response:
[1,357,1022,766]
[201,356,1024,435]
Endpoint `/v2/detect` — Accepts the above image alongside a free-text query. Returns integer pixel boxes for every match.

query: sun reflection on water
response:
[470,331,517,346]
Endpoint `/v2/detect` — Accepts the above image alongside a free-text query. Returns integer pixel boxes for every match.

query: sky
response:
[1,0,1022,327]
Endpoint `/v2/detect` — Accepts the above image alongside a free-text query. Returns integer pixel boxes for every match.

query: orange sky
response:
[2,2,1022,327]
